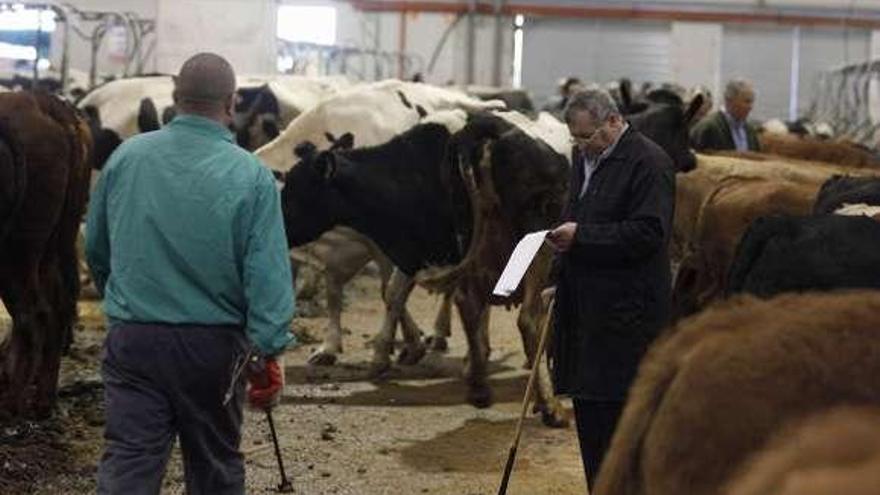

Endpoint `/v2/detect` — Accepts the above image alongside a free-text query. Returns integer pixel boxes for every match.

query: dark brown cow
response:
[0,91,92,419]
[725,406,880,495]
[595,290,880,495]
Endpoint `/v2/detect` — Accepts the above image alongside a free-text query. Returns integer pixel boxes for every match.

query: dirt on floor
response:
[0,271,585,494]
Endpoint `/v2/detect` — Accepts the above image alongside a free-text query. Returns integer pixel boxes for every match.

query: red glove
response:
[247,356,284,410]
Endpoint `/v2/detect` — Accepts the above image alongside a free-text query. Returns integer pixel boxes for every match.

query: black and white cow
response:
[813,175,880,214]
[256,81,506,367]
[279,111,570,423]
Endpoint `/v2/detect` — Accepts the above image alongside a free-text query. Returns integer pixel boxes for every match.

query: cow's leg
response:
[369,270,418,375]
[454,284,491,408]
[372,246,425,361]
[307,240,372,366]
[0,263,47,419]
[34,262,65,418]
[307,270,345,366]
[387,270,426,365]
[425,291,453,353]
[513,255,568,427]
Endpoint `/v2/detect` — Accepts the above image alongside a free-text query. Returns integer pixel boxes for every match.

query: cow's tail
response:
[593,332,688,495]
[725,215,790,296]
[0,116,25,244]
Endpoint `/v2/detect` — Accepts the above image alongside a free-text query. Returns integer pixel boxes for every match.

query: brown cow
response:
[676,153,868,256]
[672,154,880,317]
[725,406,880,495]
[0,91,92,419]
[672,175,818,317]
[758,132,880,169]
[594,290,880,495]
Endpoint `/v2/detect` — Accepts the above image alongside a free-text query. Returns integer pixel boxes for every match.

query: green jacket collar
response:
[168,114,235,143]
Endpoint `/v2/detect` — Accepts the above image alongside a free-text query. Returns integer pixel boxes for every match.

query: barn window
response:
[277,5,337,46]
[0,5,54,71]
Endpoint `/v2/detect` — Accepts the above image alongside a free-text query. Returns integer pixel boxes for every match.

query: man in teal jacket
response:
[87,53,294,495]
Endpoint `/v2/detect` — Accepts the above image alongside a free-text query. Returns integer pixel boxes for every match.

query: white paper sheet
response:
[493,230,550,297]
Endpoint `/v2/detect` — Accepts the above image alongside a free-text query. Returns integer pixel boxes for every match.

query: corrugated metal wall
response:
[521,16,872,121]
[521,18,672,107]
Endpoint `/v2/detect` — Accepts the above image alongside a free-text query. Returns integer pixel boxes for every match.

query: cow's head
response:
[279,141,341,246]
[487,131,570,235]
[233,84,281,150]
[629,94,704,173]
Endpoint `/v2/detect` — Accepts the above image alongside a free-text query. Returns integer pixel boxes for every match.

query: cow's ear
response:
[619,78,633,111]
[325,131,337,144]
[335,132,354,150]
[294,141,317,160]
[684,94,705,126]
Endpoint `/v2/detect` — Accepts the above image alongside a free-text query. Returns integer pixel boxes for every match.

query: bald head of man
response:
[172,53,237,122]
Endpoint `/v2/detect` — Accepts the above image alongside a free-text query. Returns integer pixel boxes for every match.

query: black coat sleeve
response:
[570,157,675,265]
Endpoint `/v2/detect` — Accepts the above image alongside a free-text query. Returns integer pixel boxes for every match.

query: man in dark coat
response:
[690,78,761,152]
[546,89,675,490]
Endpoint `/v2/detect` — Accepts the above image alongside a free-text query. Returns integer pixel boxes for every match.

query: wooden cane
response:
[497,297,556,495]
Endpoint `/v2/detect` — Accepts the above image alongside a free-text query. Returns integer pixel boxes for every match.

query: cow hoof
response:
[397,343,427,365]
[539,407,569,428]
[425,335,449,353]
[368,361,392,378]
[307,350,338,366]
[467,386,493,409]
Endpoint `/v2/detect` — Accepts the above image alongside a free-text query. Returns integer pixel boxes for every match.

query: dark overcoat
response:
[551,127,675,400]
[689,110,761,152]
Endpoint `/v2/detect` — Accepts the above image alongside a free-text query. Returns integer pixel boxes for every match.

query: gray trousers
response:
[97,322,248,495]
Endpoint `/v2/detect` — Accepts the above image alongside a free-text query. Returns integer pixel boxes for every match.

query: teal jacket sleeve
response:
[243,168,296,356]
[85,167,111,297]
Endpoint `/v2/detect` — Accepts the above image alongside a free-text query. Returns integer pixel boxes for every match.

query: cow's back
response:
[596,290,880,495]
[725,406,880,495]
[759,133,880,169]
[727,214,880,297]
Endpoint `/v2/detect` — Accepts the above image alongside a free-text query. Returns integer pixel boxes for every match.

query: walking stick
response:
[265,407,294,493]
[497,297,556,495]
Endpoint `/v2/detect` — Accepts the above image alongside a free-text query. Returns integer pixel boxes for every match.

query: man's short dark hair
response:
[173,53,236,113]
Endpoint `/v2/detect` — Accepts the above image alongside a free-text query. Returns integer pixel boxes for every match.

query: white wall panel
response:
[721,24,792,121]
[156,0,276,75]
[672,22,722,101]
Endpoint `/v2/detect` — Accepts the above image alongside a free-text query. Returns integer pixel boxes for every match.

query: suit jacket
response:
[690,110,761,152]
[551,127,675,400]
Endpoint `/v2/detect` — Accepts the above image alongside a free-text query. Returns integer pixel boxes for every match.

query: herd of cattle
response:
[2,73,880,491]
